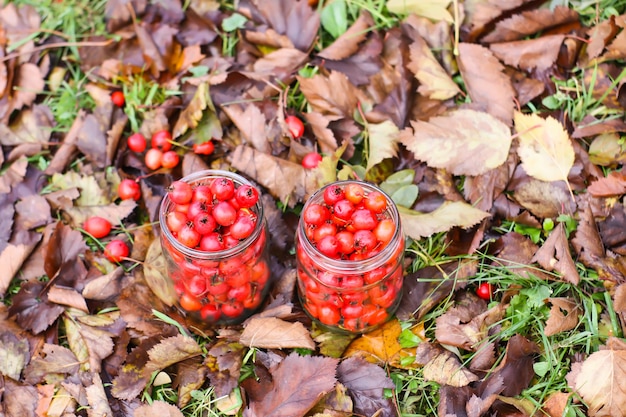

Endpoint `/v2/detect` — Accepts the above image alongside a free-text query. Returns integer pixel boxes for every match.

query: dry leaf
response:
[318,11,374,60]
[85,372,114,417]
[514,111,575,183]
[337,357,397,417]
[490,35,565,71]
[482,6,579,43]
[423,350,479,387]
[297,71,366,120]
[457,43,515,125]
[588,132,626,166]
[366,120,399,173]
[222,103,271,153]
[568,337,626,416]
[143,237,178,307]
[240,317,315,349]
[134,400,184,417]
[588,171,626,197]
[398,202,490,241]
[544,297,581,336]
[0,331,30,380]
[173,82,211,139]
[401,109,512,176]
[386,0,453,23]
[303,111,338,154]
[407,34,460,100]
[532,223,580,284]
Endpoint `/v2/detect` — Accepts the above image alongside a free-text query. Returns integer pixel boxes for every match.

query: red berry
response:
[476,283,494,300]
[166,211,187,233]
[83,216,112,239]
[187,200,209,221]
[323,184,344,206]
[169,181,193,205]
[151,130,173,151]
[193,141,215,155]
[212,201,237,226]
[344,183,364,205]
[161,151,180,169]
[230,214,256,240]
[104,240,129,263]
[127,133,147,153]
[200,232,224,252]
[317,235,339,258]
[210,178,235,201]
[373,218,395,245]
[193,212,217,235]
[118,179,141,201]
[351,208,377,230]
[145,148,163,170]
[111,91,125,107]
[364,191,387,213]
[303,203,330,226]
[285,115,305,139]
[235,185,259,208]
[178,224,201,248]
[302,152,322,169]
[192,185,213,203]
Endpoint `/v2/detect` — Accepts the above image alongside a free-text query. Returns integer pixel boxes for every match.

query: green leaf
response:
[380,169,415,196]
[222,13,247,32]
[321,0,348,39]
[390,184,418,208]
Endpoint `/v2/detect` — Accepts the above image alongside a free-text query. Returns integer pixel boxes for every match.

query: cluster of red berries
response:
[160,176,270,323]
[296,182,404,332]
[82,216,130,263]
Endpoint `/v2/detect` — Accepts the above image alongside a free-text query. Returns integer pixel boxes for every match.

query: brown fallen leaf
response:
[47,285,88,312]
[297,71,367,121]
[0,105,54,146]
[457,43,515,125]
[568,337,626,416]
[318,11,373,61]
[143,237,178,307]
[23,343,80,385]
[511,177,575,219]
[398,202,490,241]
[2,379,38,417]
[407,33,460,101]
[134,400,184,417]
[365,120,399,174]
[490,34,565,71]
[588,132,626,167]
[302,111,338,154]
[543,391,571,417]
[544,297,582,336]
[337,357,397,417]
[63,312,115,373]
[423,349,479,387]
[252,0,320,51]
[222,103,272,153]
[85,372,115,417]
[401,109,512,176]
[240,317,315,349]
[0,330,30,380]
[588,171,626,197]
[482,6,579,43]
[532,223,580,284]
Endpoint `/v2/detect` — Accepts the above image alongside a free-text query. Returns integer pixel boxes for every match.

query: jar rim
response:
[159,169,265,259]
[297,180,404,273]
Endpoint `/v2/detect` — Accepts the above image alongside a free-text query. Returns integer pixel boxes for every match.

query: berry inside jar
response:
[296,181,405,334]
[159,171,270,325]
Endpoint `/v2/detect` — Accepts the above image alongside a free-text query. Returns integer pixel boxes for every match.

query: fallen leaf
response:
[398,202,490,241]
[0,105,53,146]
[2,379,38,417]
[401,109,512,176]
[297,71,366,120]
[0,330,30,380]
[240,317,315,349]
[337,357,397,417]
[253,0,320,51]
[532,223,580,284]
[63,312,115,373]
[23,343,80,384]
[511,177,575,218]
[435,301,506,351]
[543,391,571,417]
[514,111,575,183]
[588,132,626,166]
[482,6,579,43]
[588,171,626,197]
[490,35,565,71]
[423,350,479,387]
[386,0,453,23]
[143,237,178,307]
[85,372,115,417]
[222,103,271,153]
[205,341,244,397]
[303,111,338,154]
[407,34,460,100]
[457,43,515,125]
[544,297,582,336]
[0,241,38,298]
[568,337,626,416]
[134,400,184,417]
[244,352,339,417]
[47,285,88,312]
[365,120,399,174]
[8,281,65,335]
[318,11,374,60]
[173,82,213,139]
[145,334,203,374]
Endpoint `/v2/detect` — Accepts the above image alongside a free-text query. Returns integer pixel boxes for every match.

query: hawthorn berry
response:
[118,179,141,201]
[193,141,215,155]
[145,148,163,170]
[161,151,180,169]
[127,133,147,153]
[83,216,112,238]
[302,152,322,169]
[104,240,129,263]
[285,115,304,139]
[111,91,125,107]
[151,130,173,151]
[476,283,494,300]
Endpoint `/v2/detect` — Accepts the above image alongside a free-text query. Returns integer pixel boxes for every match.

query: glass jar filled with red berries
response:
[159,170,270,325]
[296,181,405,333]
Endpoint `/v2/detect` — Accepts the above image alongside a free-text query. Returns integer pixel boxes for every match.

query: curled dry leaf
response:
[544,297,582,336]
[457,43,515,125]
[532,223,580,284]
[514,111,575,183]
[400,109,512,176]
[423,350,479,387]
[407,34,460,101]
[0,331,30,380]
[365,120,399,174]
[398,202,490,241]
[240,317,315,349]
[63,312,115,373]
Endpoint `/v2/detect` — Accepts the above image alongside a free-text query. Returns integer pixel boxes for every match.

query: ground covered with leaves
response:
[2,0,626,416]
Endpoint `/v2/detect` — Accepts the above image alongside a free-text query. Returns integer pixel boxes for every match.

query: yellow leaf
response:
[366,120,399,174]
[407,34,460,100]
[143,238,178,307]
[400,109,511,176]
[399,202,490,241]
[514,111,574,182]
[386,0,453,22]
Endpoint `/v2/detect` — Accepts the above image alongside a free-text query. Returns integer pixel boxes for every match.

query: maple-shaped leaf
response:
[457,43,515,125]
[423,350,479,387]
[568,337,626,416]
[337,357,397,417]
[0,330,29,380]
[514,111,575,183]
[398,202,490,241]
[23,343,80,384]
[240,317,315,349]
[532,223,579,284]
[244,353,339,417]
[365,120,399,174]
[386,0,453,23]
[406,32,459,101]
[544,298,582,337]
[134,400,184,417]
[400,109,512,176]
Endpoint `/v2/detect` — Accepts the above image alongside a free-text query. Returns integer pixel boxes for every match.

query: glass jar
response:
[296,180,405,333]
[159,170,270,326]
